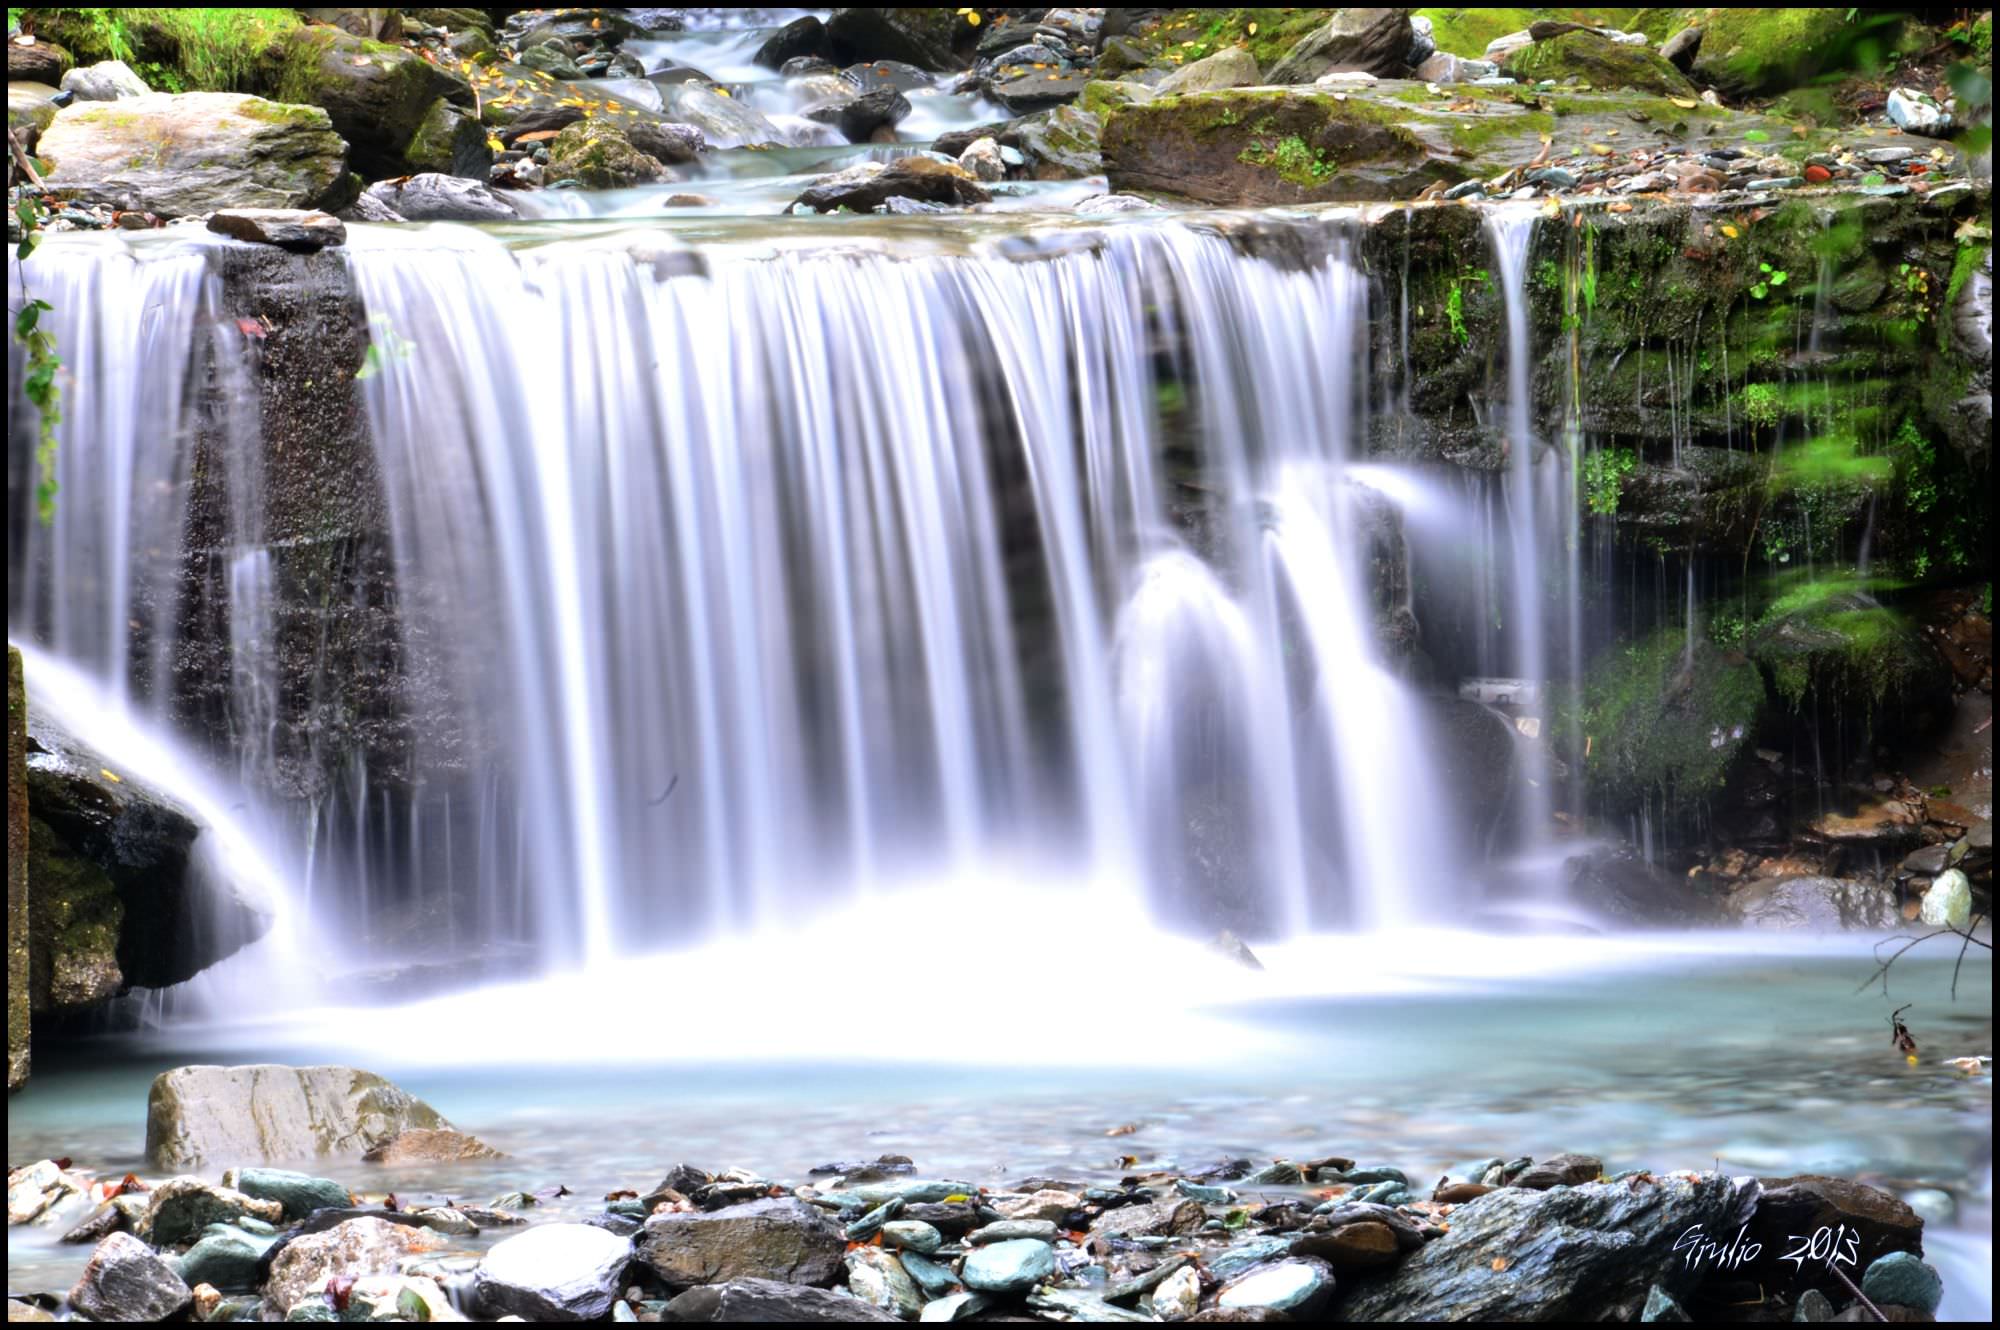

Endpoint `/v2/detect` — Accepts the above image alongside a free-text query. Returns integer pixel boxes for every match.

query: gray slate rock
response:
[175,1222,278,1290]
[959,1238,1054,1294]
[59,59,149,101]
[636,1197,846,1288]
[1338,1173,1750,1320]
[221,1168,352,1220]
[1514,1153,1604,1190]
[1269,9,1415,83]
[146,1064,452,1169]
[69,1232,192,1322]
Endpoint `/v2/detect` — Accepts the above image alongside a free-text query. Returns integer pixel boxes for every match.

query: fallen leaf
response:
[99,768,121,783]
[1106,1123,1140,1137]
[1670,97,1699,109]
[1491,1257,1510,1272]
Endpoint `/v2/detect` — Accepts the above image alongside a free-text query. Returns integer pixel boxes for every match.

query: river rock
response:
[636,1196,845,1288]
[1886,88,1953,137]
[361,1127,503,1164]
[36,93,351,219]
[69,1231,192,1322]
[660,80,786,148]
[59,59,149,102]
[146,1064,453,1170]
[220,1168,352,1220]
[1660,25,1703,71]
[1918,869,1972,928]
[756,16,832,69]
[1746,1175,1923,1297]
[1218,1258,1336,1316]
[1268,9,1414,83]
[361,173,520,222]
[666,1277,901,1322]
[1157,46,1261,96]
[880,1219,942,1254]
[175,1222,278,1290]
[969,1219,1058,1244]
[1514,1153,1605,1190]
[806,86,912,143]
[960,1237,1055,1294]
[845,1246,923,1318]
[1294,1218,1398,1268]
[263,1216,447,1316]
[1725,877,1900,931]
[473,1222,633,1321]
[208,209,348,251]
[547,119,668,187]
[825,8,963,72]
[138,1177,284,1247]
[993,1190,1080,1224]
[1859,1251,1942,1316]
[1339,1173,1750,1320]
[793,155,990,212]
[626,120,705,165]
[1093,1196,1205,1238]
[1152,1263,1202,1319]
[7,36,69,83]
[332,1274,456,1322]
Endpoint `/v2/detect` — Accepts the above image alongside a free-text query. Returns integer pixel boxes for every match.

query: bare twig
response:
[7,127,46,189]
[1859,920,1991,998]
[1828,1260,1886,1323]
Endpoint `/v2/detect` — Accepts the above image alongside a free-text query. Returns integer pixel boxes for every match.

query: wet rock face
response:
[263,24,474,178]
[1338,1173,1751,1321]
[1745,1176,1925,1305]
[145,1065,452,1170]
[1267,9,1415,83]
[261,1215,447,1316]
[35,94,353,218]
[825,8,967,73]
[69,1231,192,1322]
[1724,876,1901,931]
[5,648,25,1089]
[473,1222,634,1320]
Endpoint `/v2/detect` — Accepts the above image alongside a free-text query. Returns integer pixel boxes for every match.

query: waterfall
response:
[9,216,1481,988]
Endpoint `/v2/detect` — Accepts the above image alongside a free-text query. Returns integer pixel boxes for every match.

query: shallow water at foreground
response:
[7,938,1991,1318]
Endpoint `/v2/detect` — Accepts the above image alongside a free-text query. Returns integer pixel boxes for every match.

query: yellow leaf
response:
[1491,1258,1509,1272]
[1588,143,1611,156]
[101,768,122,783]
[966,10,980,24]
[944,1193,970,1203]
[1670,97,1698,109]
[1720,223,1739,238]
[1247,22,1258,35]
[716,87,730,97]
[486,135,504,152]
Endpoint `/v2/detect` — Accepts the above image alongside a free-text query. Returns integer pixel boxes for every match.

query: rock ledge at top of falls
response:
[145,1065,454,1170]
[35,93,355,219]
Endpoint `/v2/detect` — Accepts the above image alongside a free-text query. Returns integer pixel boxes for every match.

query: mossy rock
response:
[6,647,24,1089]
[1502,30,1695,97]
[1562,628,1767,810]
[404,95,493,179]
[1080,79,1154,119]
[547,118,667,188]
[1747,585,1951,719]
[25,816,125,1015]
[1102,89,1457,206]
[261,24,472,177]
[1688,8,1853,100]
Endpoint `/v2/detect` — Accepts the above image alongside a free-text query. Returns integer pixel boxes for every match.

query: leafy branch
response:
[11,178,63,524]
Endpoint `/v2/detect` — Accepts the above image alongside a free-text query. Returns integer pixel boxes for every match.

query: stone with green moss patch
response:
[7,647,29,1090]
[1747,581,1950,718]
[1562,628,1766,810]
[1502,30,1695,98]
[26,816,124,1013]
[547,118,667,188]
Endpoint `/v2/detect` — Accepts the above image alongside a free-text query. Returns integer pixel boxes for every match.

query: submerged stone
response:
[959,1238,1055,1294]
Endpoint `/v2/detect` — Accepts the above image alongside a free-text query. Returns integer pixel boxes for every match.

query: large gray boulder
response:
[1338,1174,1752,1320]
[361,173,519,222]
[1725,877,1901,931]
[37,93,352,218]
[1268,9,1415,83]
[59,59,150,101]
[145,1065,453,1169]
[265,25,474,177]
[636,1197,847,1289]
[1155,46,1260,96]
[473,1223,634,1321]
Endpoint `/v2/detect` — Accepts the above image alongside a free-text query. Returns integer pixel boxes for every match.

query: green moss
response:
[1415,8,1536,58]
[1153,9,1334,72]
[1689,8,1873,99]
[25,817,123,1012]
[1563,627,1766,809]
[30,7,299,91]
[1238,132,1338,186]
[1583,446,1636,515]
[1502,30,1695,97]
[1747,580,1937,710]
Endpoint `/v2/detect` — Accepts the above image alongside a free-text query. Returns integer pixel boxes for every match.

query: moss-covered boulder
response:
[7,647,29,1091]
[264,25,473,177]
[38,93,354,218]
[1502,30,1696,98]
[1688,9,1853,100]
[1415,8,1537,58]
[147,1064,454,1169]
[403,95,491,179]
[1747,584,1952,722]
[547,119,667,188]
[1565,628,1767,811]
[1103,90,1455,206]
